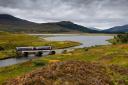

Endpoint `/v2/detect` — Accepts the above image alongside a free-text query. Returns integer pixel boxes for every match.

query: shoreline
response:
[29,33,115,36]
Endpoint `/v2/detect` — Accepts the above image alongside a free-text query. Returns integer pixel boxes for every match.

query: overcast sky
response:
[0,0,128,29]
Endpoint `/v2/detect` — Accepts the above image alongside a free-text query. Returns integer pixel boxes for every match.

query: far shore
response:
[29,33,116,36]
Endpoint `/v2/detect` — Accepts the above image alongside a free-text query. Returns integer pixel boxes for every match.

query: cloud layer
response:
[0,0,128,29]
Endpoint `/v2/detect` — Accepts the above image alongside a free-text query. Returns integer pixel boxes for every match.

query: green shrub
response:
[110,33,128,44]
[32,60,46,66]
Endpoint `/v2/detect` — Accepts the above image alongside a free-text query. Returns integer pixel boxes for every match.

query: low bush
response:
[110,33,128,44]
[32,60,46,66]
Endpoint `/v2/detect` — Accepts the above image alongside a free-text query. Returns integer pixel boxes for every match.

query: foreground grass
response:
[0,32,80,59]
[0,44,128,84]
[0,61,37,84]
[43,44,128,66]
[4,61,115,85]
[35,44,128,85]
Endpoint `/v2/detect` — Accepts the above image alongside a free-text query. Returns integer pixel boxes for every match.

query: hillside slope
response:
[103,24,128,33]
[0,14,99,33]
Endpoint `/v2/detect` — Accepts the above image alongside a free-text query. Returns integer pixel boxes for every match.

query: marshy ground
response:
[0,32,128,85]
[0,44,128,85]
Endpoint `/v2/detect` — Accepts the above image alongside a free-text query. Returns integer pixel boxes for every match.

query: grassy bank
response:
[0,32,80,60]
[42,44,128,66]
[0,44,128,84]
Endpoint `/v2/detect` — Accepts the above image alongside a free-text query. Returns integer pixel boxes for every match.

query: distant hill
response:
[0,14,99,33]
[87,27,102,31]
[56,21,100,33]
[103,25,128,33]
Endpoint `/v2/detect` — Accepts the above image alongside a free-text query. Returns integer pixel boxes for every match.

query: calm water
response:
[0,34,113,67]
[44,35,113,48]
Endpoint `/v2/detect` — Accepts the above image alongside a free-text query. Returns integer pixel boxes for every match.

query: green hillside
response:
[0,14,99,33]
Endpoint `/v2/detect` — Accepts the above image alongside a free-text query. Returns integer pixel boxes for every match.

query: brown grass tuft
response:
[3,61,113,85]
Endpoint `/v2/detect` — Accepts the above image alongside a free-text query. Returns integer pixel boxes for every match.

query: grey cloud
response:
[0,0,128,29]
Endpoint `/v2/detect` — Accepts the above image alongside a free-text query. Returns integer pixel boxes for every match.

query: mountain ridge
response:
[0,14,100,33]
[103,24,128,33]
[1,14,128,33]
